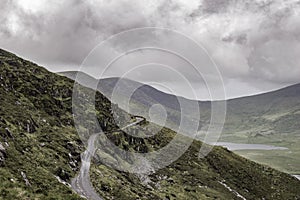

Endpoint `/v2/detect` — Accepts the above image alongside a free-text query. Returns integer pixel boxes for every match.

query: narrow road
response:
[121,117,144,130]
[218,181,247,200]
[71,133,102,200]
[71,117,144,200]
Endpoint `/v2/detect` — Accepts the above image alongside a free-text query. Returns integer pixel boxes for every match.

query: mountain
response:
[59,71,300,139]
[59,71,212,130]
[0,49,300,199]
[60,71,300,174]
[60,70,300,135]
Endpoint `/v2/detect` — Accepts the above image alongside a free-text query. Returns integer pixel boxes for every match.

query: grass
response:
[0,48,300,199]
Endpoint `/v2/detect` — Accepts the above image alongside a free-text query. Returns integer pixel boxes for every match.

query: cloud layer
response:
[0,0,300,99]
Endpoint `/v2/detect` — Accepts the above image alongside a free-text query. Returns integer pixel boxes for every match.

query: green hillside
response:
[60,71,300,137]
[0,49,300,199]
[60,71,300,174]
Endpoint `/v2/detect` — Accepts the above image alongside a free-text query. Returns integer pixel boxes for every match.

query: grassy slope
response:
[60,71,300,174]
[0,49,116,199]
[91,127,300,200]
[221,86,300,174]
[0,50,84,199]
[0,49,299,199]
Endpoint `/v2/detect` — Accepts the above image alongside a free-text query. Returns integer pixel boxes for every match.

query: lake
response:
[212,142,288,151]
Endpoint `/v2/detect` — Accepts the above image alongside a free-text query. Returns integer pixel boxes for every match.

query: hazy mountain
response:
[59,71,212,131]
[60,71,300,174]
[1,49,299,199]
[60,70,300,136]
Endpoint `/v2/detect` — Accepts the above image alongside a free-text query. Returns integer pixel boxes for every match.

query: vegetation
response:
[61,71,300,174]
[91,121,300,199]
[0,49,84,199]
[0,48,299,199]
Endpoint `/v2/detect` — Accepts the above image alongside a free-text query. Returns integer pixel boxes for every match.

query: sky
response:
[0,0,300,100]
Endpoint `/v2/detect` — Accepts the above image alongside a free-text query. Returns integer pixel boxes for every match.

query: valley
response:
[60,71,300,175]
[0,48,299,199]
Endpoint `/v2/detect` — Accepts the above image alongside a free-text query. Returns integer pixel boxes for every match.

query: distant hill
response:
[60,71,300,174]
[60,70,300,136]
[225,83,300,135]
[59,71,211,131]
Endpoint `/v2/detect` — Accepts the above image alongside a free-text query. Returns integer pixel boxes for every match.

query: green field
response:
[219,132,300,174]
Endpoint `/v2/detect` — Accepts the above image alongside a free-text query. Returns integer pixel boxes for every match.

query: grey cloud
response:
[0,0,299,99]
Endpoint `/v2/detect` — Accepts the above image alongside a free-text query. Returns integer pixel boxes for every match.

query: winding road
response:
[71,117,144,200]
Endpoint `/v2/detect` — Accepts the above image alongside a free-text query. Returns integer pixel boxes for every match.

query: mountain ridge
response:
[60,70,300,174]
[59,70,300,101]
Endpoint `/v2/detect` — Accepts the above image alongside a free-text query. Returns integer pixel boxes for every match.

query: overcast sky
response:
[1,0,300,100]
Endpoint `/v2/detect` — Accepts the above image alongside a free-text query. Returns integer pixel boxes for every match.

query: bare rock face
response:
[0,142,6,165]
[21,171,31,187]
[0,142,5,151]
[5,128,13,139]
